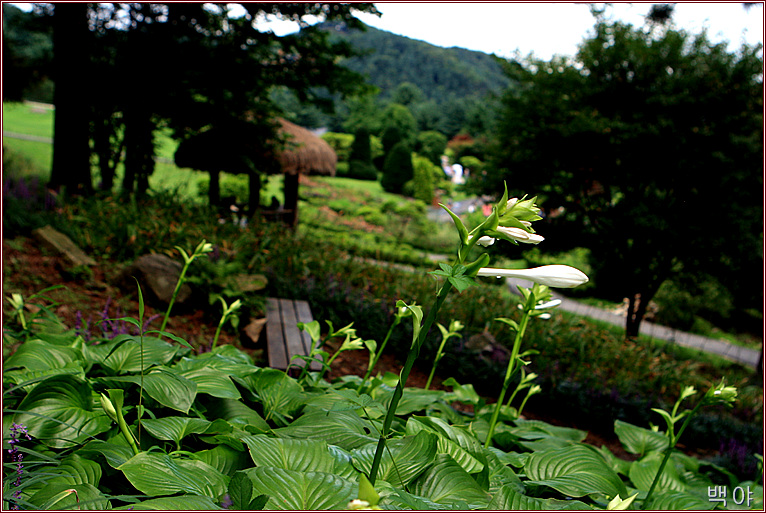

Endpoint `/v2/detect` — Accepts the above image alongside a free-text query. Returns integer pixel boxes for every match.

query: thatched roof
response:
[174,118,336,177]
[277,118,336,176]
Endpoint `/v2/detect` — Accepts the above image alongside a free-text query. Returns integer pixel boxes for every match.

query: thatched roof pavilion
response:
[174,118,336,226]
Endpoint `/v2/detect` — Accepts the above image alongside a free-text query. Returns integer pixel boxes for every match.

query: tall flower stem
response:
[484,306,532,449]
[368,281,452,485]
[362,316,401,383]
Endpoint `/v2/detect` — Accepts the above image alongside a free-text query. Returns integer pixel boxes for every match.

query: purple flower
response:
[8,423,32,510]
[220,494,233,510]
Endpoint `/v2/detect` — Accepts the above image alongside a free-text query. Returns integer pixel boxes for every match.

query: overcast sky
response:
[264,2,764,61]
[353,3,764,60]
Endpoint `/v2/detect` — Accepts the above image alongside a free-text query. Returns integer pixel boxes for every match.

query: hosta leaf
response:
[177,367,241,399]
[141,417,212,446]
[118,452,228,498]
[203,398,270,432]
[644,490,715,510]
[4,339,81,371]
[274,410,378,451]
[247,368,307,424]
[524,444,627,498]
[596,445,633,477]
[406,416,485,474]
[614,420,668,456]
[628,451,685,492]
[105,368,196,413]
[113,495,222,510]
[488,484,594,510]
[411,454,490,509]
[27,483,110,510]
[3,363,85,388]
[11,375,111,449]
[244,467,355,510]
[373,387,447,415]
[484,448,525,496]
[351,431,438,487]
[78,439,136,469]
[512,419,588,442]
[241,434,355,477]
[86,336,183,373]
[195,444,251,477]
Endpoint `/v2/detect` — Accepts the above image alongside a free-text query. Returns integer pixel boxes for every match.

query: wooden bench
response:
[265,298,322,372]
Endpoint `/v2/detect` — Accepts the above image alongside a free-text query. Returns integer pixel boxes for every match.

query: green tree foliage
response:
[486,19,763,337]
[321,132,355,163]
[392,82,424,106]
[348,126,378,180]
[381,141,414,194]
[33,3,380,198]
[416,131,448,166]
[2,4,53,103]
[409,154,437,204]
[379,103,418,147]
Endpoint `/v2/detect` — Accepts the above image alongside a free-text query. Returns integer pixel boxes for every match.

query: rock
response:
[117,253,192,306]
[228,274,268,293]
[32,225,96,267]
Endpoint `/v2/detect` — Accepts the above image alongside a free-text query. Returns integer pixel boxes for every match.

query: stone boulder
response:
[32,225,96,267]
[117,253,193,307]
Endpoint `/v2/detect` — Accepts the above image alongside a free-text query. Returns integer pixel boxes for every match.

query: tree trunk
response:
[208,170,220,207]
[122,108,155,196]
[284,172,300,227]
[49,3,92,195]
[248,171,261,215]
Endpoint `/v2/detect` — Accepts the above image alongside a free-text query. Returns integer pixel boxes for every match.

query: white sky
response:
[10,2,764,60]
[266,2,765,60]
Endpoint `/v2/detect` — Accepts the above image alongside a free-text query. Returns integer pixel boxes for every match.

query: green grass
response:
[3,101,54,138]
[2,138,52,178]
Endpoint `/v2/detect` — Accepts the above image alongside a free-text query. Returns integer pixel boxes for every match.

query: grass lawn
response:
[3,101,54,138]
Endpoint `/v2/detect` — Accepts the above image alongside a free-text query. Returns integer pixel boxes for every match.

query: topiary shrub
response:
[348,160,378,180]
[380,141,414,194]
[408,154,436,204]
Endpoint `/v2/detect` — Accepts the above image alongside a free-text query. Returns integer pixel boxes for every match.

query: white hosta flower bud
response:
[535,299,562,310]
[477,265,589,288]
[496,226,544,244]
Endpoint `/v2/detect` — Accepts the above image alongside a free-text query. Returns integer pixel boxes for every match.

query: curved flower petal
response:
[476,265,589,288]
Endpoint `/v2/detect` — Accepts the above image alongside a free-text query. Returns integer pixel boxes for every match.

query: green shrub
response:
[320,132,354,162]
[410,154,437,204]
[195,172,250,205]
[380,142,414,194]
[335,161,350,177]
[348,160,378,181]
[416,130,448,165]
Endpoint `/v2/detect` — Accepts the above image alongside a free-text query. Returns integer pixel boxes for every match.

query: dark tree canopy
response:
[485,19,763,337]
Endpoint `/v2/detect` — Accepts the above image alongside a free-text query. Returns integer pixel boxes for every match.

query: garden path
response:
[503,276,761,368]
[427,201,761,369]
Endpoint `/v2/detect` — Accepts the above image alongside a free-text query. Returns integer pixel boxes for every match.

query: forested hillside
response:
[323,21,511,104]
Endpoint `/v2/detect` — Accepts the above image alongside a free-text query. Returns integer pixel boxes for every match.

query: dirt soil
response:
[3,235,709,462]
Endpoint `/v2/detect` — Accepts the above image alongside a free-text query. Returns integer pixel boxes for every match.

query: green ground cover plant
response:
[3,190,762,509]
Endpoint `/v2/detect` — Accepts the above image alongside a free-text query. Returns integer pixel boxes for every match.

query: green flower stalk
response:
[101,390,140,455]
[160,239,213,332]
[643,380,738,507]
[425,320,463,390]
[362,306,412,383]
[211,297,242,350]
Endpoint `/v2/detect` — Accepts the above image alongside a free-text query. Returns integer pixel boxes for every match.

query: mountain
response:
[323,21,511,104]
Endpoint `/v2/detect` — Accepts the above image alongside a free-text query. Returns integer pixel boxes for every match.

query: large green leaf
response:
[628,451,685,492]
[177,367,241,399]
[104,368,196,413]
[614,420,668,456]
[78,439,136,469]
[351,431,438,487]
[274,410,378,451]
[19,453,103,500]
[524,444,627,499]
[411,454,490,509]
[241,434,355,478]
[373,387,447,415]
[4,339,81,371]
[174,350,257,378]
[406,416,485,474]
[141,417,212,447]
[644,490,716,510]
[244,467,355,510]
[113,495,222,510]
[118,452,228,498]
[487,484,594,510]
[27,483,110,510]
[511,419,587,450]
[3,363,85,388]
[11,375,111,448]
[247,368,307,424]
[484,448,525,496]
[203,398,270,432]
[195,444,251,477]
[86,336,182,373]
